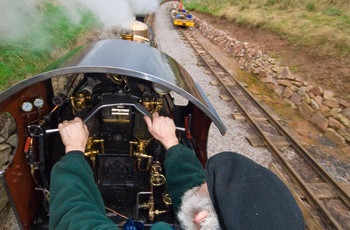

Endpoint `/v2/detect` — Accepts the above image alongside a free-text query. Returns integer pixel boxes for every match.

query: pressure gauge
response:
[21,101,34,112]
[152,82,171,95]
[33,97,44,108]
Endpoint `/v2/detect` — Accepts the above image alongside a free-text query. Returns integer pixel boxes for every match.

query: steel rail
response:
[182,29,350,208]
[179,28,349,229]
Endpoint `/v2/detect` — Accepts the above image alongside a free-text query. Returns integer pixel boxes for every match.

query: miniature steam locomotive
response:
[170,0,194,27]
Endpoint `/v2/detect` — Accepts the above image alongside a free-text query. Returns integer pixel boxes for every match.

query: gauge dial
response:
[33,97,44,108]
[21,101,34,112]
[152,82,171,95]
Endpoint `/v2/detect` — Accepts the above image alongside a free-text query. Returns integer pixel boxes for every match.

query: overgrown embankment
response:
[0,1,99,92]
[185,0,350,58]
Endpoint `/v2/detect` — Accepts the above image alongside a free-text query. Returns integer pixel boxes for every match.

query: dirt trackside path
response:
[193,12,350,101]
[188,11,350,185]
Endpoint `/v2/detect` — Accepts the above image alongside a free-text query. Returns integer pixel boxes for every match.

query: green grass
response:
[2,0,349,92]
[184,0,350,58]
[185,1,209,12]
[0,1,99,92]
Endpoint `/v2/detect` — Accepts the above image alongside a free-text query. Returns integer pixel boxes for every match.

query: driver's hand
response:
[58,117,89,153]
[144,112,179,150]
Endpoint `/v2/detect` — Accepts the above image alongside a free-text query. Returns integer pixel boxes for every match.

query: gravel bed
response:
[154,4,350,187]
[154,2,274,167]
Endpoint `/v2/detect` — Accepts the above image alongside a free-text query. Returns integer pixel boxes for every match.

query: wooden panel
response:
[1,81,50,230]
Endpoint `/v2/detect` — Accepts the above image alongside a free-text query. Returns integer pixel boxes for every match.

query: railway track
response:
[178,27,350,230]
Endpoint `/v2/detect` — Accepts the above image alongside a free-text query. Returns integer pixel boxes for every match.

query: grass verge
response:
[0,1,99,92]
[185,0,350,58]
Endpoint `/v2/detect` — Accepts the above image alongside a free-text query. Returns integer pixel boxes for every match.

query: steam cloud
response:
[0,0,41,42]
[0,0,160,42]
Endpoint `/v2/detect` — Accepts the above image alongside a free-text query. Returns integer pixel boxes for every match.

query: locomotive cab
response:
[0,39,226,229]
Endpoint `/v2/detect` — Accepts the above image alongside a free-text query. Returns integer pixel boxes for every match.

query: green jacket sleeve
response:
[49,151,118,230]
[150,221,174,230]
[164,144,206,213]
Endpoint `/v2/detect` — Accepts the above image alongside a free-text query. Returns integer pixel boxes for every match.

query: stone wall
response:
[0,113,17,225]
[193,16,350,152]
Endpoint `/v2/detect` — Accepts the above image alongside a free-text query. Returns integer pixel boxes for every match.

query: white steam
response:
[0,0,42,41]
[0,0,160,42]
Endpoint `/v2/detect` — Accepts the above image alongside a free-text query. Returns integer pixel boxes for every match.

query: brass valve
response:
[129,138,152,171]
[136,163,169,221]
[85,137,105,168]
[121,31,134,41]
[70,91,91,114]
[140,195,169,221]
[150,162,166,186]
[108,74,130,92]
[142,98,163,113]
[162,193,172,206]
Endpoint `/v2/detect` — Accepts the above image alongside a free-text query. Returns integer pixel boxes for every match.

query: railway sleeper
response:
[231,112,268,123]
[270,163,324,230]
[246,135,290,147]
